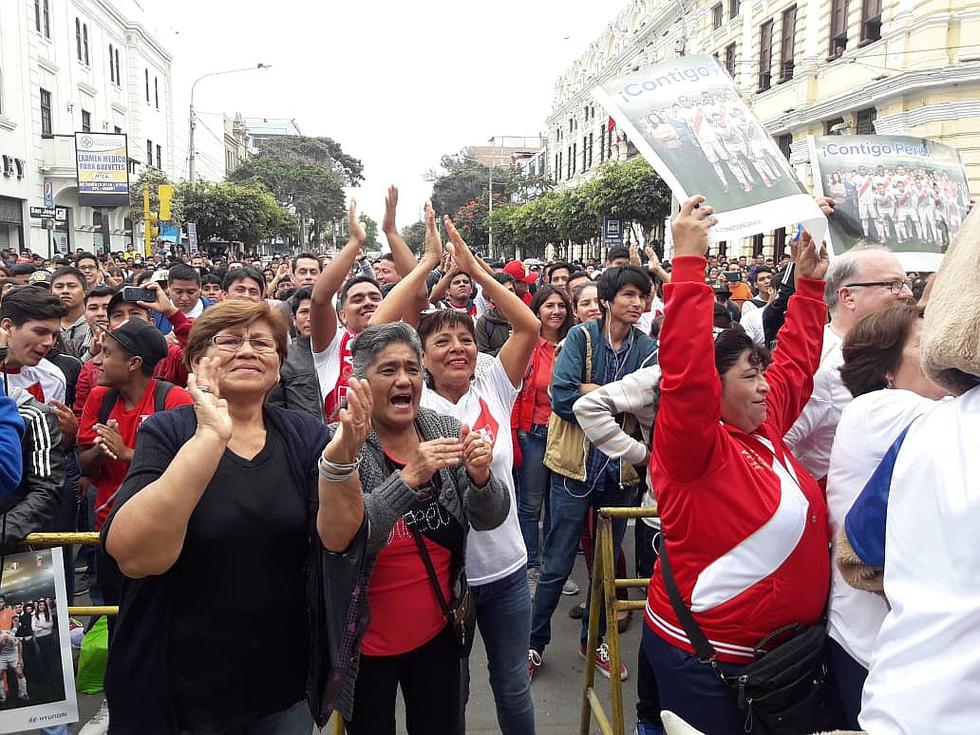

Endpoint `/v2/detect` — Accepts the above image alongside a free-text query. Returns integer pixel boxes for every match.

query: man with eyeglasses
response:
[74,254,103,290]
[784,245,914,481]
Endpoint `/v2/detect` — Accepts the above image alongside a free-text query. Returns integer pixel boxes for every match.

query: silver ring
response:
[198,385,212,394]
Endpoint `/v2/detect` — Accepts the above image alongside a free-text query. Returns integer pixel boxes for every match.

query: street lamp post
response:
[188,63,270,183]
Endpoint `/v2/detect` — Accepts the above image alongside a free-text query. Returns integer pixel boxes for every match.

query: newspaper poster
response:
[808,135,969,271]
[592,54,825,245]
[0,549,77,733]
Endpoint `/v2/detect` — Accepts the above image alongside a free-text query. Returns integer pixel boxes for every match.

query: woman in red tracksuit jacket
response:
[645,197,830,733]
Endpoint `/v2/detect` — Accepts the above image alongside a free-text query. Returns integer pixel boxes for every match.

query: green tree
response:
[553,184,599,245]
[401,221,426,252]
[586,158,672,252]
[130,168,182,226]
[360,214,380,252]
[177,181,291,247]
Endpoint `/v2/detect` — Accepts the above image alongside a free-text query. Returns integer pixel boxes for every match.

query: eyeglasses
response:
[210,335,278,353]
[844,279,913,295]
[77,264,99,272]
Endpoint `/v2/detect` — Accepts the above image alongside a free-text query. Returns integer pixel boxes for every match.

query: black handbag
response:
[409,527,477,658]
[658,537,843,734]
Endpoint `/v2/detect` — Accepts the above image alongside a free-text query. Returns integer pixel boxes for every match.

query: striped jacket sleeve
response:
[3,401,65,545]
[573,365,662,467]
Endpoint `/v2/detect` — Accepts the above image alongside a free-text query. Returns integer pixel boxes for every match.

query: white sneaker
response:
[79,699,109,735]
[562,577,580,595]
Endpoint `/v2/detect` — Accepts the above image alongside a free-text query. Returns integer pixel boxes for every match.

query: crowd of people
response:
[0,181,974,735]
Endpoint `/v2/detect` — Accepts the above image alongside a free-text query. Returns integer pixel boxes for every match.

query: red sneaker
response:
[580,642,629,680]
[528,649,542,680]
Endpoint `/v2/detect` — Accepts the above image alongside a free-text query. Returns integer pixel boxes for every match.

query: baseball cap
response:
[27,270,52,288]
[503,260,536,284]
[95,318,167,367]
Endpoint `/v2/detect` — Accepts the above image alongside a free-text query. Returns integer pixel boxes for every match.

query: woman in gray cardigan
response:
[318,322,510,735]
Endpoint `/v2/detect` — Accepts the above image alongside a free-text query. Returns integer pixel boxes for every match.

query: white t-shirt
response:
[784,324,848,480]
[2,359,66,405]
[860,386,980,734]
[825,389,940,668]
[419,357,527,586]
[740,304,766,345]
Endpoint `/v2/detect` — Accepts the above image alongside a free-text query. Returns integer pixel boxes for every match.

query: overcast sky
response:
[147,0,628,236]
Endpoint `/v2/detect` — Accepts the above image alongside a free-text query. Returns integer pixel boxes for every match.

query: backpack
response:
[98,380,175,425]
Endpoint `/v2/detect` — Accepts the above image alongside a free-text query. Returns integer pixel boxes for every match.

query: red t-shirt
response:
[78,379,193,529]
[530,342,555,426]
[360,450,458,657]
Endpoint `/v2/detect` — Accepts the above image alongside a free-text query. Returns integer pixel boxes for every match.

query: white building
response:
[0,0,176,257]
[548,0,980,257]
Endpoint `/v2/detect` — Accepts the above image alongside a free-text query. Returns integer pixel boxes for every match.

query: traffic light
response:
[146,212,159,240]
[158,184,174,221]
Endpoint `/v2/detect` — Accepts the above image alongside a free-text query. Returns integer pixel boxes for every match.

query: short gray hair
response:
[824,243,891,314]
[350,322,423,379]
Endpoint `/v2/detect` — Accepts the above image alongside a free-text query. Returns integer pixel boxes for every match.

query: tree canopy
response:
[177,181,295,247]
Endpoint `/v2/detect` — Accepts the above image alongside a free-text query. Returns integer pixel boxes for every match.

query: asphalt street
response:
[66,540,643,735]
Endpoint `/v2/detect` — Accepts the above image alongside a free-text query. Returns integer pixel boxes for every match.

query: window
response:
[856,107,877,134]
[109,45,115,83]
[725,43,737,77]
[712,3,723,29]
[146,139,153,166]
[777,133,793,160]
[830,0,849,57]
[599,124,606,162]
[115,49,121,85]
[145,69,150,102]
[114,125,122,134]
[861,0,882,42]
[729,0,740,17]
[758,19,774,91]
[588,132,594,169]
[40,88,52,136]
[824,117,846,135]
[35,1,41,32]
[76,19,82,61]
[43,0,49,38]
[83,24,89,65]
[81,109,91,132]
[156,144,162,170]
[154,77,159,109]
[780,6,797,81]
[572,142,577,175]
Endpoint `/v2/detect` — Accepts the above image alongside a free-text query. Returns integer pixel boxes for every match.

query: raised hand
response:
[423,202,443,265]
[460,423,492,487]
[401,436,464,490]
[671,196,717,259]
[383,186,399,235]
[792,230,830,282]
[136,282,177,317]
[347,199,367,247]
[325,378,373,464]
[814,196,836,218]
[187,355,232,443]
[443,215,478,274]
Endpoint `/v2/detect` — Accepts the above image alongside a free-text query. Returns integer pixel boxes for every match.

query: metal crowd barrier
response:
[22,532,119,617]
[580,507,659,735]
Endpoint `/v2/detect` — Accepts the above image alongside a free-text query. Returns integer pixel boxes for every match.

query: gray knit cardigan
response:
[316,405,510,722]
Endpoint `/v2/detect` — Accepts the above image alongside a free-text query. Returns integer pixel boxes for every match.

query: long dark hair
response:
[530,285,573,341]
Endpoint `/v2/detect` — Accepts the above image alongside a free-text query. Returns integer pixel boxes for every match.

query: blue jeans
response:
[517,425,551,568]
[529,472,638,653]
[643,625,746,734]
[462,568,535,735]
[179,700,313,734]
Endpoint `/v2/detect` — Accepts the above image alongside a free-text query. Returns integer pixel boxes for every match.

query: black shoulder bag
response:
[658,536,843,734]
[409,527,476,658]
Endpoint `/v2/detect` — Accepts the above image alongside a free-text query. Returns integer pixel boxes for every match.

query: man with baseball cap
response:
[502,260,536,306]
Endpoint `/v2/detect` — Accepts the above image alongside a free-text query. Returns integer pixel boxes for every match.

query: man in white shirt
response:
[784,245,914,480]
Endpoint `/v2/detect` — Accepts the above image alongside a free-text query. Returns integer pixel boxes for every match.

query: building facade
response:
[244,117,301,151]
[548,0,980,256]
[0,0,176,257]
[223,112,248,177]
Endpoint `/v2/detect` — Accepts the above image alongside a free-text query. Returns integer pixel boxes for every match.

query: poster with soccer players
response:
[0,549,77,733]
[809,134,970,271]
[592,54,826,244]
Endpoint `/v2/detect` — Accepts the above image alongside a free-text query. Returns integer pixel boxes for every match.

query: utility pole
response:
[189,64,269,183]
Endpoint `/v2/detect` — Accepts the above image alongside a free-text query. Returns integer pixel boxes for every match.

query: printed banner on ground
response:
[592,55,825,245]
[0,548,78,733]
[75,132,130,208]
[808,135,969,271]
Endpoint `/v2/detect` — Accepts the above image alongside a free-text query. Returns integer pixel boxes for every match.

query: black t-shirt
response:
[113,423,310,730]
